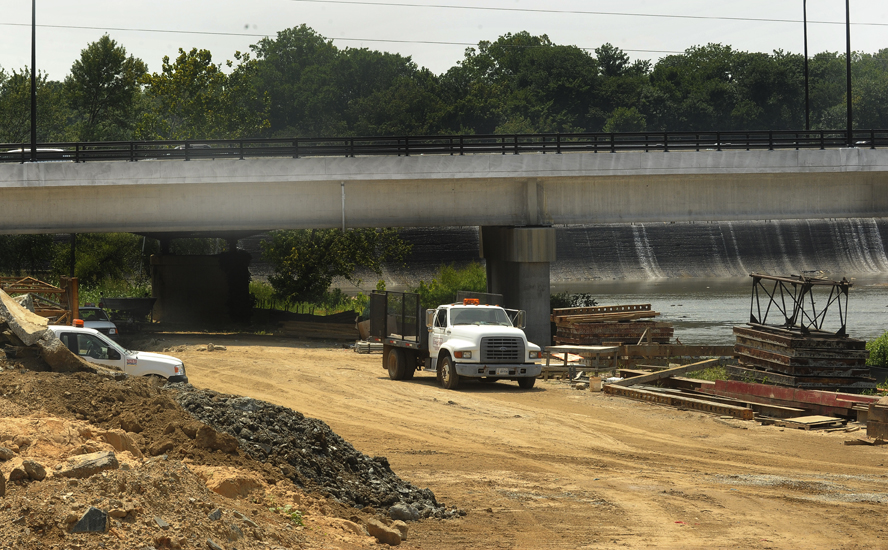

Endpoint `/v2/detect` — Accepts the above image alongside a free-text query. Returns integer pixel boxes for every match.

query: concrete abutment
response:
[480,226,556,347]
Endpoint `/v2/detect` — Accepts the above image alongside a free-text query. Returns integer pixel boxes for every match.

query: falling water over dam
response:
[380,218,888,284]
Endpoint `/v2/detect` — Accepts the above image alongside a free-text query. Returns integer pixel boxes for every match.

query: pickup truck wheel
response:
[437,355,460,390]
[518,376,536,389]
[386,348,406,380]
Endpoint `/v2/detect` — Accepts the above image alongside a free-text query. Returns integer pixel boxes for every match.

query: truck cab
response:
[428,301,542,389]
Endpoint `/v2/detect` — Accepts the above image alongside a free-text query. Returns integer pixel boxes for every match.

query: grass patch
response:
[684,365,729,381]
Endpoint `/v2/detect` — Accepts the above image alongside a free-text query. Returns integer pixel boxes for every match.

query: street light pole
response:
[846,0,853,147]
[803,0,810,131]
[30,0,36,162]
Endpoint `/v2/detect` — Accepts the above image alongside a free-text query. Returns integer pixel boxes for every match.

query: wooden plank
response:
[552,304,651,316]
[611,358,719,387]
[604,384,754,420]
[620,345,735,357]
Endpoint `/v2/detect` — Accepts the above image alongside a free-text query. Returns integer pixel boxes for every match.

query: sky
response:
[1,0,887,80]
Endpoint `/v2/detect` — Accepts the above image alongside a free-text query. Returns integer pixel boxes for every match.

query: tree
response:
[137,48,269,140]
[0,68,69,142]
[602,106,647,132]
[260,229,411,305]
[51,233,150,287]
[0,234,54,276]
[65,35,147,141]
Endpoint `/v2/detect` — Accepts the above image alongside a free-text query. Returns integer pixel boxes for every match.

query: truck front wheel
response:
[386,348,406,380]
[437,355,460,390]
[518,376,536,389]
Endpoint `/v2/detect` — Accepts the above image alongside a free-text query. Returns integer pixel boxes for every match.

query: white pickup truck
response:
[48,325,188,383]
[369,291,542,390]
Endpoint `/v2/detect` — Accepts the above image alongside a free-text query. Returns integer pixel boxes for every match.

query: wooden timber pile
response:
[551,303,673,346]
[278,310,359,340]
[731,325,873,392]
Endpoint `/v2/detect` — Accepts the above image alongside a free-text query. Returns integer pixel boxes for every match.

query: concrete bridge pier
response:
[480,226,556,347]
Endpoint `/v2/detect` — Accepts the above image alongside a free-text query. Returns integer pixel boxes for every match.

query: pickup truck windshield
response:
[450,307,512,326]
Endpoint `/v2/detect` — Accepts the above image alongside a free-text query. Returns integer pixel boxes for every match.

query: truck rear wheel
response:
[437,355,460,390]
[518,376,536,389]
[403,350,416,380]
[386,348,406,380]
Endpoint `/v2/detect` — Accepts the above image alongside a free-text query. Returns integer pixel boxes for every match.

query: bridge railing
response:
[2,129,887,163]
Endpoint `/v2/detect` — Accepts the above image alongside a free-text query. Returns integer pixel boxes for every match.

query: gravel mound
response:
[175,385,457,519]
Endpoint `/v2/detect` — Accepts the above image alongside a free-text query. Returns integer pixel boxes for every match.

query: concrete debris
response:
[70,506,108,533]
[0,447,14,461]
[12,294,35,312]
[365,517,402,546]
[58,450,120,479]
[391,519,409,539]
[389,503,420,521]
[22,459,46,481]
[208,508,222,521]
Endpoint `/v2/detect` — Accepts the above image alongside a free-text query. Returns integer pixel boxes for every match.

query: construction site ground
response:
[146,332,888,549]
[3,330,888,549]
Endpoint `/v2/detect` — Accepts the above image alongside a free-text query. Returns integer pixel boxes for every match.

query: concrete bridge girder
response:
[1,149,887,234]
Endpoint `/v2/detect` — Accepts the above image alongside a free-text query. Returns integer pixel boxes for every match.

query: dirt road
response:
[149,333,888,549]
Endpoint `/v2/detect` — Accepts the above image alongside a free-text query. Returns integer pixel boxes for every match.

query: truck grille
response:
[481,337,524,363]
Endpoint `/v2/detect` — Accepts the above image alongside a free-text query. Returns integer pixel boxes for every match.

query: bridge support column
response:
[480,226,555,347]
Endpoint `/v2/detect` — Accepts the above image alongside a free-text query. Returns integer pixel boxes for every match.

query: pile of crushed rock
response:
[175,385,459,520]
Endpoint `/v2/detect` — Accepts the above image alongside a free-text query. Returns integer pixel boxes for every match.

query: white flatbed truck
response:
[368,291,543,389]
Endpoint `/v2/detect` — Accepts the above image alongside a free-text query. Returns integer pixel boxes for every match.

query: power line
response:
[0,22,684,55]
[288,0,888,27]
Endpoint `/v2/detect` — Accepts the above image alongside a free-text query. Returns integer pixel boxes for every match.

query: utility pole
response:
[30,0,36,162]
[845,0,853,147]
[803,0,810,131]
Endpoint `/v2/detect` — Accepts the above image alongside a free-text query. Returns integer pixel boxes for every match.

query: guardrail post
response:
[404,136,409,157]
[717,132,721,152]
[820,130,825,150]
[695,133,700,152]
[74,143,81,163]
[871,129,876,149]
[449,137,453,156]
[513,134,519,155]
[663,132,668,153]
[129,142,134,162]
[348,138,354,158]
[501,136,506,155]
[768,131,773,151]
[240,140,245,160]
[541,136,545,154]
[556,134,561,154]
[459,136,464,156]
[610,133,615,153]
[184,142,190,161]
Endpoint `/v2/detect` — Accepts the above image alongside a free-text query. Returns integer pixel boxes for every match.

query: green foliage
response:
[137,48,269,140]
[0,68,70,142]
[866,331,888,368]
[602,107,647,133]
[412,262,487,310]
[52,233,154,287]
[65,35,147,141]
[78,279,150,307]
[0,234,54,276]
[685,365,729,381]
[268,504,304,526]
[550,292,598,310]
[261,229,410,306]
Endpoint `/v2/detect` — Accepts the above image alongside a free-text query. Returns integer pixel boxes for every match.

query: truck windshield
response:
[450,307,512,326]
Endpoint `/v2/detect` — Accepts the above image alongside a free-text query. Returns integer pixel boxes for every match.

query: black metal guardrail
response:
[2,129,887,163]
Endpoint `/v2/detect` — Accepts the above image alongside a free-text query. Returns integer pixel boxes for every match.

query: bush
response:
[867,331,888,368]
[685,365,729,381]
[78,279,150,307]
[550,292,598,309]
[412,262,487,310]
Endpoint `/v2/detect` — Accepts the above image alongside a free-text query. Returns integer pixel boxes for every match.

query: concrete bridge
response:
[2,147,887,345]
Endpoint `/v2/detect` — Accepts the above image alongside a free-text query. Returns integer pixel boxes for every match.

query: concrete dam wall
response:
[383,218,888,285]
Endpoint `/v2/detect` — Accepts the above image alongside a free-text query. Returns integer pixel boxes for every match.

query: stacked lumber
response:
[731,325,874,391]
[551,304,673,345]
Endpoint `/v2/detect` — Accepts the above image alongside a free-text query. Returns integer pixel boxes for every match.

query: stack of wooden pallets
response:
[551,304,673,346]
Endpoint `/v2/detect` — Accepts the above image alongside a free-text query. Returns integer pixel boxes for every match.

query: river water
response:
[553,276,888,346]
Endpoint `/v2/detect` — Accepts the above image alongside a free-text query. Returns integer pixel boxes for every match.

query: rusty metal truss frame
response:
[748,273,851,337]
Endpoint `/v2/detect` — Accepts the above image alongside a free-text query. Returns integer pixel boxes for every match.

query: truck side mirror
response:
[513,310,527,330]
[426,309,436,329]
